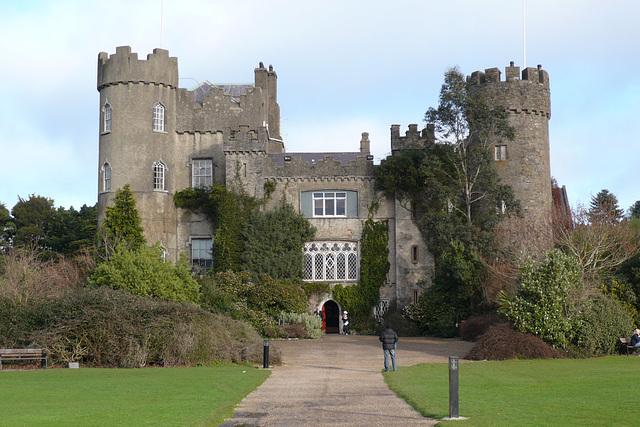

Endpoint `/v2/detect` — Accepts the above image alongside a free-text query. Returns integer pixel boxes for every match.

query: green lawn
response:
[0,365,270,426]
[385,357,639,426]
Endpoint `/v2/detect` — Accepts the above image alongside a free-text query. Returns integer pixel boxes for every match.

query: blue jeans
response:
[383,349,397,371]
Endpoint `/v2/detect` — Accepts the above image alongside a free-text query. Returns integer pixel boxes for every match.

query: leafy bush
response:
[572,291,634,355]
[91,244,200,303]
[280,311,323,339]
[403,284,456,337]
[1,287,272,367]
[500,249,582,348]
[379,301,421,337]
[465,323,566,361]
[199,271,307,334]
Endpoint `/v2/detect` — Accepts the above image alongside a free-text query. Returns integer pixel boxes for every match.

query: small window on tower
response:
[153,102,165,132]
[494,145,507,161]
[153,161,166,191]
[411,245,419,264]
[103,103,112,133]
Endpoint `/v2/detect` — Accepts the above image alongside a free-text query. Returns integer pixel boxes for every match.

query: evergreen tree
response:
[589,189,624,224]
[628,200,640,219]
[100,185,145,255]
[11,195,55,249]
[47,204,97,255]
[242,204,315,279]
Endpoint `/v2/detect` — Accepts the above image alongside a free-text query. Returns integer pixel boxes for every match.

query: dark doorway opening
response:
[323,300,340,333]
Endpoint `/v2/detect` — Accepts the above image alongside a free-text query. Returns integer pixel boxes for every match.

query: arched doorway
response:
[322,300,340,333]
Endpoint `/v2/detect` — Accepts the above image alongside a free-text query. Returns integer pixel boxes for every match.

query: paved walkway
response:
[220,335,474,426]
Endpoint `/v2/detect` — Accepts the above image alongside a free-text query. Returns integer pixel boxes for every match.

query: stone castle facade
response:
[97,47,552,330]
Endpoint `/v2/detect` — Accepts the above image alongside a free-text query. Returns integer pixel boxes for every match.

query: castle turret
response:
[97,46,180,256]
[468,62,553,248]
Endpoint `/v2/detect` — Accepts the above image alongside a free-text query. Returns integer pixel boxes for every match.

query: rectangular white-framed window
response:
[153,161,166,191]
[494,144,507,161]
[313,192,347,217]
[103,103,112,133]
[153,102,165,132]
[192,159,213,188]
[190,237,213,270]
[303,241,358,281]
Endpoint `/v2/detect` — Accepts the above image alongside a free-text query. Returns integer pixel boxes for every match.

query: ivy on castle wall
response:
[333,201,389,327]
[174,185,258,272]
[174,185,314,280]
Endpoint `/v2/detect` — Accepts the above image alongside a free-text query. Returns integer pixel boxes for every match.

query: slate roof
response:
[268,152,366,167]
[191,81,252,103]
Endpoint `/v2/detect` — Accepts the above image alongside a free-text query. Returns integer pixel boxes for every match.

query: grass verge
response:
[0,365,270,426]
[384,357,639,426]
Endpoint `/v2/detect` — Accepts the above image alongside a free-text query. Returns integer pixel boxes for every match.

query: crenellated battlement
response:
[97,46,178,90]
[467,62,549,87]
[467,62,551,118]
[223,125,268,152]
[390,124,435,154]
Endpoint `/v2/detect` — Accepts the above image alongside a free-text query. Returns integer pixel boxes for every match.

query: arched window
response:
[103,162,111,192]
[103,103,112,133]
[153,161,165,190]
[153,102,165,132]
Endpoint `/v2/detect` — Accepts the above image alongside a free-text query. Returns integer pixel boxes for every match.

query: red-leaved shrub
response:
[459,311,502,341]
[465,323,566,360]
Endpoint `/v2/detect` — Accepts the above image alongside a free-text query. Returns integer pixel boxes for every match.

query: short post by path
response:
[263,340,270,369]
[449,356,459,419]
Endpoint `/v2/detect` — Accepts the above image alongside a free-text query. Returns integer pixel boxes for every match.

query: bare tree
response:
[555,205,640,282]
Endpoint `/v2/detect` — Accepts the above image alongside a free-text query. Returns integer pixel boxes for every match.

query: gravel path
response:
[221,334,473,426]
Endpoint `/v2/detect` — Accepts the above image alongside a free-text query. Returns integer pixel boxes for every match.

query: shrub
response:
[280,311,323,339]
[0,247,90,306]
[459,311,502,341]
[380,301,421,337]
[572,291,634,355]
[465,323,566,361]
[3,287,273,367]
[199,271,307,335]
[91,244,200,303]
[500,249,582,348]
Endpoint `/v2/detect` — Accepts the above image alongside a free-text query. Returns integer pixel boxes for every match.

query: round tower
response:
[468,63,553,249]
[97,46,179,257]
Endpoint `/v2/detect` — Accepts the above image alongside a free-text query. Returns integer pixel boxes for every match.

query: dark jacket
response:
[379,328,398,350]
[631,333,640,346]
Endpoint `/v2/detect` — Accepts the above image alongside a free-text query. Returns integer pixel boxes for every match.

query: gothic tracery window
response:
[304,241,358,281]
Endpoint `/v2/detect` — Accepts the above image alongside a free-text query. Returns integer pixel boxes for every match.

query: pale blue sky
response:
[0,0,638,213]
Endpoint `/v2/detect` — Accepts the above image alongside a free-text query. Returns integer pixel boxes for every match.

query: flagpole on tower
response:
[161,0,164,49]
[523,0,526,68]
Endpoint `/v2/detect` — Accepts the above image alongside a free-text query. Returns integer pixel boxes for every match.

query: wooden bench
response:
[0,348,48,370]
[619,338,639,356]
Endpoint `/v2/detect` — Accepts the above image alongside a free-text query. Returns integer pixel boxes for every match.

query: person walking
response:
[379,323,398,372]
[342,311,350,335]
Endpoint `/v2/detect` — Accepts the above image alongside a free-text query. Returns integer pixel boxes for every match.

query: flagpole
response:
[523,0,526,68]
[161,0,164,49]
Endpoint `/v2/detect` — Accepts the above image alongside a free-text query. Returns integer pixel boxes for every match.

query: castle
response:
[97,47,552,332]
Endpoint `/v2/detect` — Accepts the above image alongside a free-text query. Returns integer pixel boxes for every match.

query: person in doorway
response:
[631,328,640,355]
[342,311,349,335]
[379,323,398,371]
[315,306,324,322]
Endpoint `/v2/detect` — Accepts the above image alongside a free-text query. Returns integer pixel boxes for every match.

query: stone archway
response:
[322,300,340,334]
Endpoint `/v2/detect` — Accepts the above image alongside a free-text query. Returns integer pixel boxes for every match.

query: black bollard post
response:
[263,340,270,369]
[449,356,459,418]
